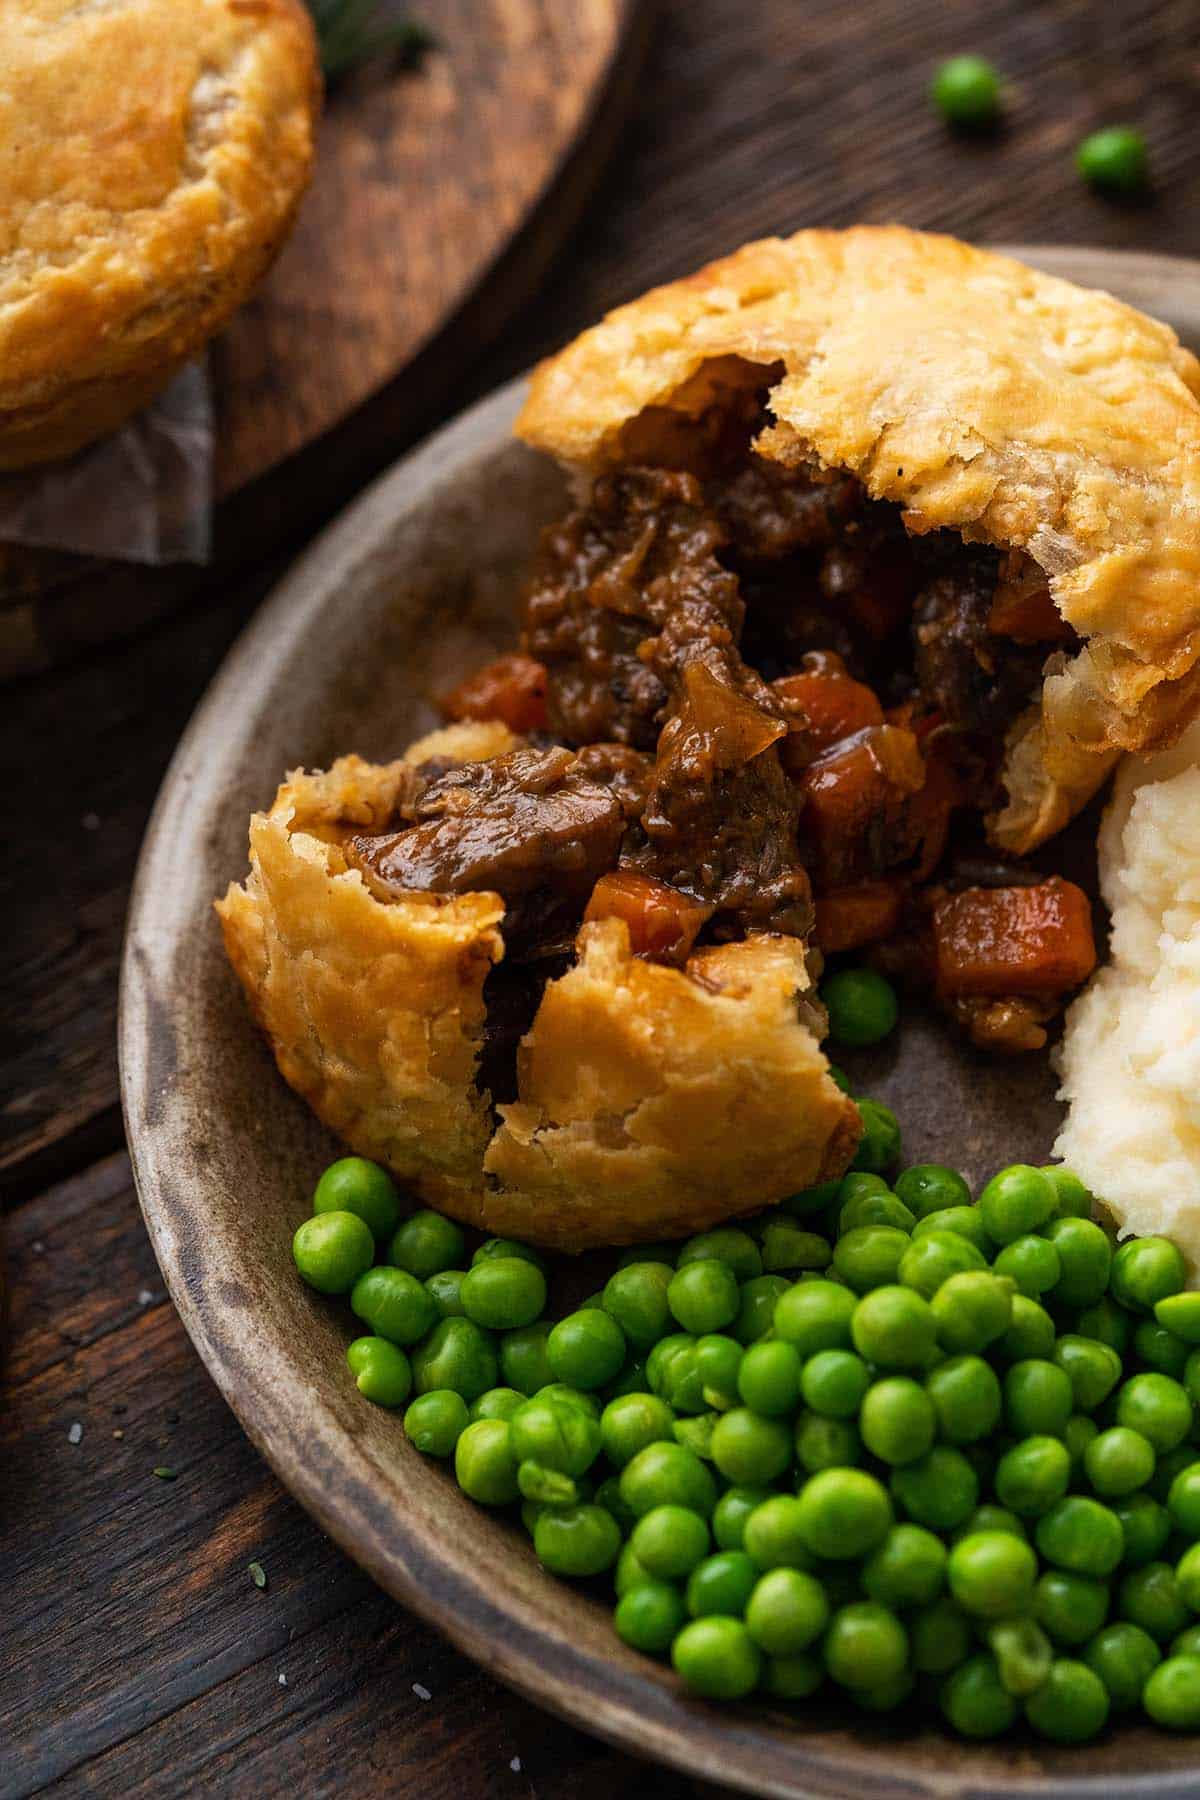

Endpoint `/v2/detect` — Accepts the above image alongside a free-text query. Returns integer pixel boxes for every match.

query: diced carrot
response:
[773,671,884,765]
[814,881,906,954]
[584,870,710,965]
[932,879,1096,999]
[439,654,548,733]
[797,725,925,886]
[988,576,1072,645]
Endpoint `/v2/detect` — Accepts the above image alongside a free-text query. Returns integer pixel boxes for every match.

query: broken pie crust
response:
[216,725,859,1249]
[518,225,1200,853]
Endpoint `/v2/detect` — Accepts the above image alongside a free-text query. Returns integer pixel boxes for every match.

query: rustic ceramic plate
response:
[121,248,1200,1798]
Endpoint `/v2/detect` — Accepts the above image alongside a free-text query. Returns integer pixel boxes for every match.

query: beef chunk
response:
[710,456,861,562]
[912,544,1046,739]
[348,747,623,955]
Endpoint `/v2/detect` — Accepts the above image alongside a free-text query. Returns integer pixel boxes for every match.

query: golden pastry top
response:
[517,226,1200,812]
[0,0,319,462]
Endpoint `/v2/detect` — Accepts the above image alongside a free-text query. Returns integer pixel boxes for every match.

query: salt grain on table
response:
[67,1422,83,1445]
[412,1683,432,1700]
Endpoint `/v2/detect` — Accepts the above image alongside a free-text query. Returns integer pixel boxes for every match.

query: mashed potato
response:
[1054,720,1200,1272]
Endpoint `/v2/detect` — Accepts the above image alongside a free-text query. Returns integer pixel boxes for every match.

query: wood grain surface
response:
[5,0,1200,1793]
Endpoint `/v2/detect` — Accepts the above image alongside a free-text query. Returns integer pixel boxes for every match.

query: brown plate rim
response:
[120,245,1200,1800]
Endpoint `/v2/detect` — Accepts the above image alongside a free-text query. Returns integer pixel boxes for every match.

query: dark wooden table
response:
[5,2,1200,1793]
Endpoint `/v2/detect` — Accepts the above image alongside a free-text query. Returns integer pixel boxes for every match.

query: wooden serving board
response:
[0,0,650,680]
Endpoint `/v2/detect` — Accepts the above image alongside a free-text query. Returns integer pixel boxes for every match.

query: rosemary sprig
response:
[305,0,433,82]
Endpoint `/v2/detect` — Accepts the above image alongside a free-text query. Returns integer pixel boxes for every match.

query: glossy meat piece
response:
[348,747,624,952]
[710,456,861,561]
[912,544,1046,738]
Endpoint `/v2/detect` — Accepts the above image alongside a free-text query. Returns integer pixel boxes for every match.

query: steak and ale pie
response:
[218,227,1200,1248]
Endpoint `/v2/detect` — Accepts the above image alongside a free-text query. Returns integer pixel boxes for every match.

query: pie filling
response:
[346,395,1098,1099]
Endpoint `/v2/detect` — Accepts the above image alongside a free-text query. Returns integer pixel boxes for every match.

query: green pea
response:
[899,1230,986,1299]
[737,1341,802,1417]
[1134,1319,1191,1379]
[710,1408,793,1486]
[1118,1562,1190,1643]
[821,967,898,1048]
[346,1336,412,1407]
[535,1503,621,1577]
[694,1334,744,1410]
[1116,1372,1193,1452]
[862,1524,947,1609]
[547,1309,626,1390]
[472,1237,546,1271]
[953,1505,1027,1543]
[411,1316,498,1400]
[744,1495,812,1570]
[1024,1658,1109,1743]
[1114,1492,1171,1569]
[930,1271,1013,1354]
[745,1567,829,1653]
[930,54,1002,129]
[994,1436,1071,1518]
[678,1228,762,1282]
[646,1334,702,1414]
[713,1486,774,1553]
[1152,1446,1197,1505]
[860,1378,935,1466]
[596,1263,672,1350]
[850,1099,902,1173]
[1076,125,1149,195]
[1167,1461,1200,1536]
[666,1260,740,1336]
[833,1226,908,1294]
[824,1601,908,1689]
[1076,1296,1131,1354]
[941,1652,1017,1738]
[469,1386,526,1422]
[614,1580,687,1655]
[837,1193,915,1236]
[1143,1654,1200,1729]
[800,1349,870,1419]
[1043,1216,1111,1307]
[1034,1570,1110,1645]
[733,1274,791,1344]
[293,1210,376,1295]
[425,1269,468,1318]
[894,1163,972,1220]
[891,1447,978,1532]
[797,1468,892,1560]
[1172,1625,1200,1659]
[926,1355,1002,1445]
[987,1618,1053,1698]
[1084,1621,1161,1710]
[1040,1165,1094,1220]
[510,1392,601,1476]
[1003,1359,1073,1438]
[1035,1495,1124,1576]
[404,1388,469,1456]
[913,1206,991,1257]
[614,1541,653,1597]
[388,1208,464,1279]
[1064,1413,1100,1472]
[851,1285,936,1371]
[780,1179,842,1220]
[947,1530,1036,1619]
[1084,1426,1156,1498]
[1155,1292,1200,1345]
[992,1235,1060,1300]
[517,1462,579,1507]
[761,1652,823,1698]
[773,1278,856,1356]
[686,1550,759,1620]
[795,1411,861,1474]
[760,1221,832,1273]
[352,1265,440,1346]
[1175,1543,1200,1612]
[630,1503,709,1580]
[458,1256,546,1331]
[619,1440,717,1520]
[994,1295,1056,1364]
[672,1617,761,1699]
[600,1393,676,1468]
[911,1598,973,1674]
[499,1320,554,1395]
[1053,1334,1122,1412]
[313,1157,402,1241]
[1110,1237,1187,1313]
[978,1164,1056,1246]
[454,1417,519,1505]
